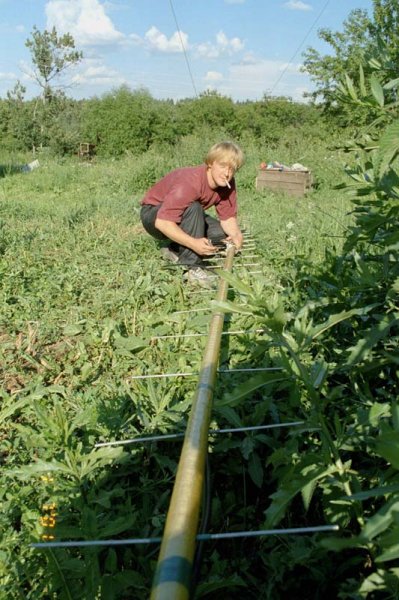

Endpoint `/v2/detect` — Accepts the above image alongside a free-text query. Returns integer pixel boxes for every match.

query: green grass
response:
[0,143,355,599]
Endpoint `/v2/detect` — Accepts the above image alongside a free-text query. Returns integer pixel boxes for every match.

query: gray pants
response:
[140,201,226,266]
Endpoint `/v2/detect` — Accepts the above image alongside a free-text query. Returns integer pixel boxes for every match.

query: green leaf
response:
[370,73,385,107]
[359,64,367,97]
[348,483,399,501]
[383,77,399,91]
[321,535,362,552]
[0,397,29,426]
[346,314,397,366]
[375,525,399,563]
[360,499,399,542]
[217,372,290,407]
[344,73,358,101]
[368,57,381,70]
[376,430,399,469]
[309,360,328,389]
[195,576,246,597]
[392,401,399,432]
[264,463,337,527]
[100,514,136,537]
[301,477,317,511]
[113,335,147,353]
[379,229,399,248]
[310,307,368,340]
[62,323,85,336]
[217,269,253,295]
[368,402,391,427]
[211,299,253,316]
[358,569,396,594]
[376,118,399,178]
[216,406,243,428]
[248,451,263,488]
[376,544,399,563]
[59,558,87,575]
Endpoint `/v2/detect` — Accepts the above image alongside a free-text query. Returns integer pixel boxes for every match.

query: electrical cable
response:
[270,0,331,96]
[168,0,198,97]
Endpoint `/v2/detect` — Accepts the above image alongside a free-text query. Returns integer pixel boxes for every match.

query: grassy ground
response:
[0,140,354,598]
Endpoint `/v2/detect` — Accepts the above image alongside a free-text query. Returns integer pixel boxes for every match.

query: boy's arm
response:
[219,217,243,250]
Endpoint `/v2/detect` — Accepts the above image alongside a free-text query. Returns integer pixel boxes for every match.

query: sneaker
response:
[160,246,179,264]
[183,267,217,289]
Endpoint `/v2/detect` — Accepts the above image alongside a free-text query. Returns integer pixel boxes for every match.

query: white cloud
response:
[196,30,244,59]
[0,71,17,81]
[129,27,189,53]
[223,55,310,101]
[144,26,189,53]
[72,59,125,86]
[45,0,124,46]
[16,25,25,33]
[224,0,246,4]
[129,27,243,58]
[204,71,223,82]
[283,1,312,11]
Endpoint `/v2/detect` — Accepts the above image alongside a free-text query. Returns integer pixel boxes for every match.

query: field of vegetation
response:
[1,109,397,598]
[0,129,350,596]
[1,2,399,597]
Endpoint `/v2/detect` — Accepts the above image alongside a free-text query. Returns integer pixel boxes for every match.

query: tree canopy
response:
[25,25,83,103]
[302,0,399,124]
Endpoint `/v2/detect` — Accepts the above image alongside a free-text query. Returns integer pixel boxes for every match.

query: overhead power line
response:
[270,0,331,96]
[168,0,198,98]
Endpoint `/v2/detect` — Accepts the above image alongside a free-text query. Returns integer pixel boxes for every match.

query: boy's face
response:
[207,160,235,189]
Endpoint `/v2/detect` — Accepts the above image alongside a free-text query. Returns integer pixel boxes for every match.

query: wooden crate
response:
[78,142,96,160]
[255,168,312,197]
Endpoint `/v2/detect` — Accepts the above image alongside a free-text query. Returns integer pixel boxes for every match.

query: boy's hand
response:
[225,233,243,252]
[191,237,218,256]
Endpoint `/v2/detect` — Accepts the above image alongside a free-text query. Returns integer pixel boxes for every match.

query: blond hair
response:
[205,141,244,171]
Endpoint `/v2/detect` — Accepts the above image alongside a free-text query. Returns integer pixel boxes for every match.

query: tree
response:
[24,26,82,151]
[81,86,171,157]
[176,91,238,137]
[302,0,399,124]
[301,9,371,119]
[1,82,35,151]
[370,0,399,69]
[25,26,82,103]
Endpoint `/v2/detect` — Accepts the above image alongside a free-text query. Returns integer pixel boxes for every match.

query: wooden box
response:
[255,168,312,197]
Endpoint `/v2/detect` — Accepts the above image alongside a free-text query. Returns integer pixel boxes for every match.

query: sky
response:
[0,0,374,103]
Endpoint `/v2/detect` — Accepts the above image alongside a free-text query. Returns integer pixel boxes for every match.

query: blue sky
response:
[0,0,374,102]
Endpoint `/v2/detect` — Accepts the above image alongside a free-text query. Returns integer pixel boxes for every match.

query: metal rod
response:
[129,367,281,380]
[239,263,261,267]
[150,244,236,600]
[151,328,266,341]
[172,308,211,314]
[184,286,241,294]
[129,372,196,380]
[211,254,259,261]
[31,525,339,549]
[94,421,305,448]
[207,262,260,268]
[219,367,281,373]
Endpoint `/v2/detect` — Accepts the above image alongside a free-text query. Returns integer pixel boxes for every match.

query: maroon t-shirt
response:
[140,164,237,223]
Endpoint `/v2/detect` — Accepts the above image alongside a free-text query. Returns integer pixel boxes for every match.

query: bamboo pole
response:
[150,245,235,600]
